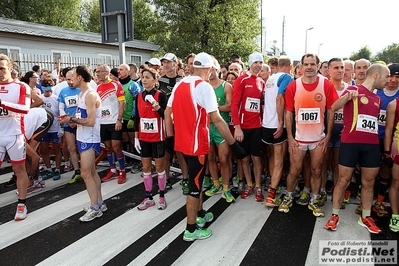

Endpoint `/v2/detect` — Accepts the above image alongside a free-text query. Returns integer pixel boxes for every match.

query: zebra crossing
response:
[0,162,397,266]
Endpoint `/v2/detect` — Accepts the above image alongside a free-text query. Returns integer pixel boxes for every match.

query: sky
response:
[260,0,398,62]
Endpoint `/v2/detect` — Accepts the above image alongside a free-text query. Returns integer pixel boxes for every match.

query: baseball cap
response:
[193,52,214,68]
[248,52,264,67]
[388,63,399,75]
[160,53,177,62]
[145,58,161,66]
[42,86,53,91]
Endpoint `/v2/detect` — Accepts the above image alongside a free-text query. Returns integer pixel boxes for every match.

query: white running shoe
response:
[14,203,27,221]
[79,207,103,222]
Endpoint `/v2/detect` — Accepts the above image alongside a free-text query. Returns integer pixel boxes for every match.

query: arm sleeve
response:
[231,76,244,125]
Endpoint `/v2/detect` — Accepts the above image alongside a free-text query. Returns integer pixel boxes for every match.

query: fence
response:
[9,53,121,75]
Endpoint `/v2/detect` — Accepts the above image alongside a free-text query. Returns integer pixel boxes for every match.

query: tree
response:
[0,0,83,30]
[81,0,101,33]
[374,43,399,64]
[349,46,372,61]
[149,0,261,63]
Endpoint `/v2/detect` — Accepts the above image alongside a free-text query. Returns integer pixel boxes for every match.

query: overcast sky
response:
[260,0,398,62]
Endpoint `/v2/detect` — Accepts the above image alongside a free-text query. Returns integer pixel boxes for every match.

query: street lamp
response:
[305,27,314,53]
[318,43,323,56]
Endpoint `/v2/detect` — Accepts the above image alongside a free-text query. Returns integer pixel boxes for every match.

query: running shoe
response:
[64,161,73,172]
[265,196,282,207]
[101,170,118,182]
[343,190,351,203]
[355,204,362,215]
[240,185,253,199]
[166,180,173,190]
[158,197,167,210]
[53,170,61,180]
[389,217,399,232]
[358,216,381,234]
[14,203,27,221]
[203,176,212,189]
[255,187,264,202]
[79,207,103,222]
[293,186,301,198]
[118,171,126,184]
[222,189,235,203]
[137,198,155,210]
[83,203,108,212]
[237,181,245,193]
[319,191,327,206]
[372,202,389,217]
[27,182,42,194]
[68,173,82,184]
[41,170,54,180]
[180,179,189,195]
[278,195,293,213]
[296,190,310,205]
[4,174,17,188]
[325,215,339,231]
[308,199,325,217]
[183,227,212,242]
[196,211,214,228]
[205,185,222,196]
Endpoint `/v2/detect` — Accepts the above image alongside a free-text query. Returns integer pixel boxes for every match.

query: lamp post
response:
[305,27,314,53]
[318,43,323,56]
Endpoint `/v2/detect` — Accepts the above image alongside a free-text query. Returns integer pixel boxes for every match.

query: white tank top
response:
[262,72,285,128]
[76,88,101,144]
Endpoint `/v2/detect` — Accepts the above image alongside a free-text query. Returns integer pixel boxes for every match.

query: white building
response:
[0,17,159,73]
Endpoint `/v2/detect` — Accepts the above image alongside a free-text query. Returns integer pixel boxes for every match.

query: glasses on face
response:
[31,76,39,79]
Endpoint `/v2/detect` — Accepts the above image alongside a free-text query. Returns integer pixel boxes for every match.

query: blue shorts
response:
[77,141,101,155]
[43,132,61,144]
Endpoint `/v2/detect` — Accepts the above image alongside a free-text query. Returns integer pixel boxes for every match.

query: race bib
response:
[244,97,260,113]
[228,112,233,126]
[44,102,52,110]
[356,114,377,134]
[334,109,344,124]
[76,111,82,128]
[65,95,78,108]
[377,110,386,126]
[101,106,112,119]
[140,118,158,133]
[298,108,320,124]
[0,107,10,118]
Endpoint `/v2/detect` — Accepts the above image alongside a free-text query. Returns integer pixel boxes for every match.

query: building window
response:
[52,51,71,63]
[0,46,21,62]
[98,54,112,65]
[130,55,142,65]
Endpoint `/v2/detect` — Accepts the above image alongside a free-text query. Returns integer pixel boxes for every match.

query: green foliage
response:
[149,0,261,64]
[349,46,372,61]
[374,43,399,64]
[0,0,83,30]
[81,0,101,33]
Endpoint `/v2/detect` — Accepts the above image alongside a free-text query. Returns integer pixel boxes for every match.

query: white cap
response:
[248,52,264,67]
[193,52,214,68]
[145,58,161,66]
[160,53,177,62]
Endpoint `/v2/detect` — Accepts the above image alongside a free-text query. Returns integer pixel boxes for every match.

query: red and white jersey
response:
[0,80,30,136]
[97,79,125,124]
[168,76,218,156]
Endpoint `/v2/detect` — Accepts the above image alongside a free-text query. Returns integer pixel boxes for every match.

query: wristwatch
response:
[69,116,74,123]
[152,102,159,108]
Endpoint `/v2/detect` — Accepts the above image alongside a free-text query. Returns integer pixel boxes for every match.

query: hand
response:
[229,142,246,159]
[382,153,394,168]
[234,127,244,142]
[346,90,365,101]
[134,138,141,154]
[127,119,134,129]
[287,137,299,155]
[57,127,64,138]
[115,120,122,131]
[58,114,71,125]
[145,94,155,104]
[273,124,283,139]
